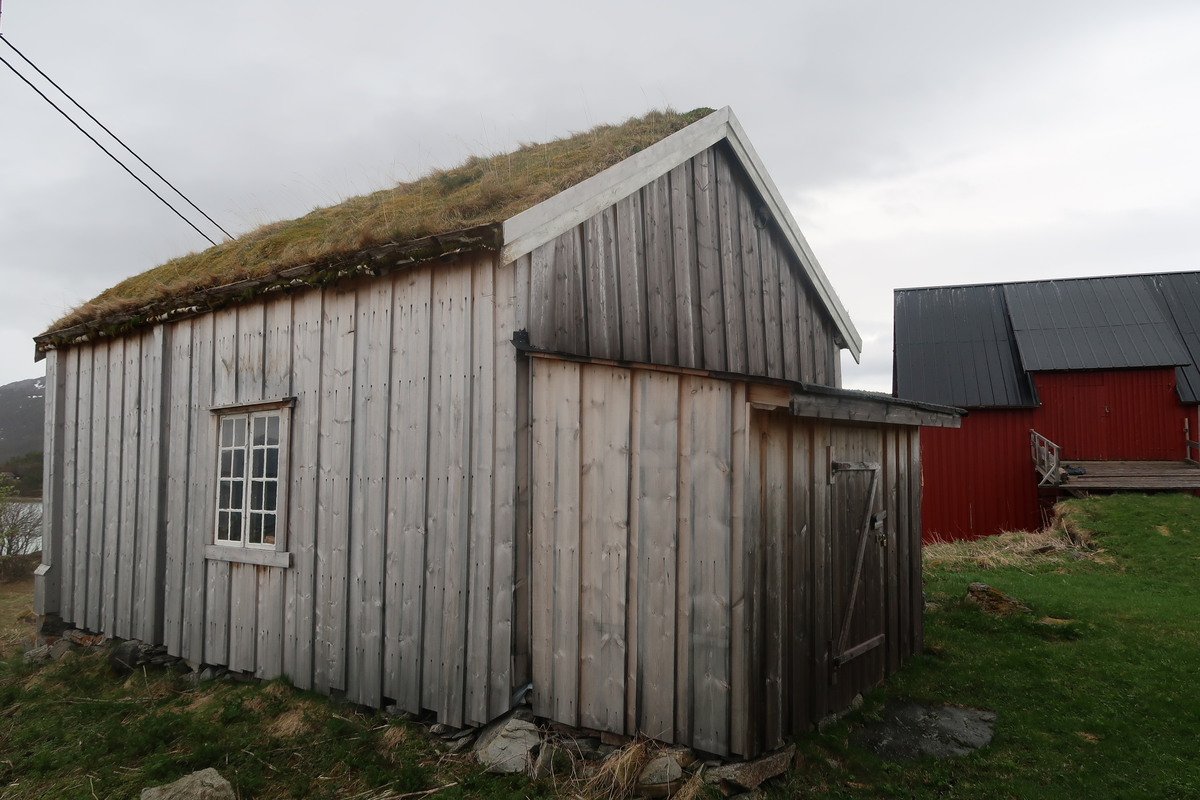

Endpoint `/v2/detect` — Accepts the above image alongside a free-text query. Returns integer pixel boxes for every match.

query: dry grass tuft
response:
[267,706,314,739]
[585,739,651,799]
[672,772,706,800]
[924,502,1107,572]
[47,107,716,335]
[377,723,408,752]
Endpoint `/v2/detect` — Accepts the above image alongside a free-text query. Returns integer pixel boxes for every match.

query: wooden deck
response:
[1059,460,1200,492]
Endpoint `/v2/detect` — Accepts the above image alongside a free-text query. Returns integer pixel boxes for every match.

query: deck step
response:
[1059,460,1200,491]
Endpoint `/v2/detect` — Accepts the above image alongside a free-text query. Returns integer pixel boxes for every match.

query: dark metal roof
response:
[1003,277,1190,372]
[894,272,1200,408]
[893,284,1037,408]
[1148,272,1200,403]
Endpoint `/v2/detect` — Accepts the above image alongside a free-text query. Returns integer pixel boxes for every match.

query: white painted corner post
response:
[34,349,66,615]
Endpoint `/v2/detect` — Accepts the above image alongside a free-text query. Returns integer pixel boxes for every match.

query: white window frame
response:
[204,398,293,569]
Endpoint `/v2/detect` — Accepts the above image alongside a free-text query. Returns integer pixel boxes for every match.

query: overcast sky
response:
[2,0,1198,392]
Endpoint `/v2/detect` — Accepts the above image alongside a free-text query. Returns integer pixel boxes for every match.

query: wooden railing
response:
[1030,429,1061,487]
[1186,420,1200,466]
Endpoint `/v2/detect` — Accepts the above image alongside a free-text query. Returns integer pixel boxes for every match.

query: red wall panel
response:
[922,368,1193,542]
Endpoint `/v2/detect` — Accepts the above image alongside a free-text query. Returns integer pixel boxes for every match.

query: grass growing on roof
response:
[50,107,716,335]
[773,494,1200,799]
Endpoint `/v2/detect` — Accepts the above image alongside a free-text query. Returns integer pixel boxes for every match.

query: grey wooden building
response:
[33,107,959,758]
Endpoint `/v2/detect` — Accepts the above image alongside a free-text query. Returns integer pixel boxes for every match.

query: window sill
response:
[204,545,291,569]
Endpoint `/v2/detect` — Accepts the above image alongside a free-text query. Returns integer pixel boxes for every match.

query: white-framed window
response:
[206,398,293,568]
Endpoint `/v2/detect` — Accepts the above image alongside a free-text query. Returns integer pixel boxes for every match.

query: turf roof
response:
[45,107,716,338]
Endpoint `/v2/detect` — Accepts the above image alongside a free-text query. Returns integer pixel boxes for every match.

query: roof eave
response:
[500,106,863,362]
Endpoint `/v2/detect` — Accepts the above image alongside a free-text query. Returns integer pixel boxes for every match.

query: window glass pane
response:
[251,481,263,511]
[252,449,264,478]
[253,416,266,446]
[263,514,276,545]
[220,450,232,479]
[219,481,230,510]
[233,450,245,479]
[217,511,229,540]
[249,513,263,545]
[231,480,244,511]
[266,449,279,479]
[265,482,277,512]
[233,419,246,448]
[221,418,235,447]
[228,512,242,542]
[267,415,280,446]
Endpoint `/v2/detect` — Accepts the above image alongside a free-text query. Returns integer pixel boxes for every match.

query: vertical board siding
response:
[50,252,518,731]
[523,144,841,385]
[527,358,922,758]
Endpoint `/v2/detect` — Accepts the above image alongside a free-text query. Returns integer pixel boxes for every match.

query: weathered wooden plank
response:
[513,338,533,693]
[884,428,900,675]
[578,364,631,734]
[909,429,923,657]
[693,147,727,372]
[687,377,733,756]
[102,339,125,635]
[728,381,748,755]
[163,321,192,654]
[426,264,473,726]
[644,174,678,366]
[779,256,802,382]
[789,419,812,733]
[624,368,643,735]
[812,313,829,387]
[528,240,554,350]
[635,370,679,741]
[132,331,159,641]
[264,295,294,398]
[794,269,815,383]
[674,375,693,744]
[738,186,767,377]
[810,421,832,717]
[286,290,322,690]
[59,348,79,618]
[762,412,788,749]
[530,359,582,725]
[715,150,747,374]
[615,193,650,362]
[74,346,95,628]
[741,407,763,756]
[671,161,702,370]
[385,265,432,711]
[206,309,238,665]
[315,289,356,693]
[553,227,585,354]
[116,336,142,639]
[229,563,257,672]
[583,207,620,360]
[257,566,285,679]
[760,231,784,379]
[490,257,518,720]
[790,393,960,428]
[86,342,109,634]
[465,258,495,726]
[34,350,63,616]
[183,315,214,663]
[237,303,266,404]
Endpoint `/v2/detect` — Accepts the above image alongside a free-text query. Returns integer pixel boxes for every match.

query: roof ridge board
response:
[501,106,864,362]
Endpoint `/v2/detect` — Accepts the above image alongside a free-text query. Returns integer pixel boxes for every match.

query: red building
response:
[894,273,1200,542]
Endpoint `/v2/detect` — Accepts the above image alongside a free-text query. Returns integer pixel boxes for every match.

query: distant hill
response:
[0,376,45,463]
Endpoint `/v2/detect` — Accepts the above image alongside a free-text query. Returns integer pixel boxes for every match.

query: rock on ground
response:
[474,713,540,773]
[141,768,234,800]
[966,582,1029,615]
[706,744,794,794]
[850,701,996,761]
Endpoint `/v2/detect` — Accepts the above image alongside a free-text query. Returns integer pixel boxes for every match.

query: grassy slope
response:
[776,494,1200,800]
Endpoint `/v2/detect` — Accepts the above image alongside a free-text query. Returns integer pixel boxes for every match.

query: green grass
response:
[774,493,1200,800]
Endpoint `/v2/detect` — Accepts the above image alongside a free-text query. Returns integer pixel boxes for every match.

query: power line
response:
[0,50,218,246]
[0,34,233,241]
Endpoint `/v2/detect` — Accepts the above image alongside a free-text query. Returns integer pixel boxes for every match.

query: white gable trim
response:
[500,106,863,361]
